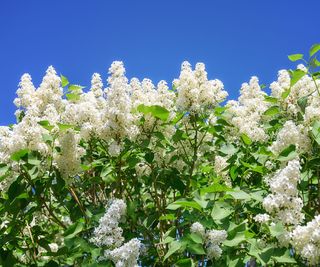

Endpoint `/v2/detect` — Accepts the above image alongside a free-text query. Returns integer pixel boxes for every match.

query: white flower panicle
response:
[205,229,227,260]
[227,76,269,142]
[105,238,141,267]
[90,73,104,98]
[54,131,85,180]
[269,120,310,155]
[262,159,304,226]
[190,222,206,238]
[190,222,227,260]
[253,214,270,224]
[90,199,141,266]
[14,73,36,109]
[214,155,232,186]
[174,61,228,112]
[90,199,127,248]
[291,215,320,265]
[270,67,316,116]
[101,61,139,145]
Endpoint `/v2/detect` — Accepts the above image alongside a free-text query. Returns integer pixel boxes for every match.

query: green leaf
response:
[159,214,177,221]
[281,88,291,99]
[163,240,181,261]
[264,95,278,104]
[263,106,280,116]
[167,200,202,212]
[220,144,238,156]
[64,220,85,239]
[66,93,80,101]
[288,54,303,62]
[268,222,285,237]
[57,123,74,131]
[223,232,246,247]
[273,248,296,263]
[241,161,264,174]
[310,43,320,57]
[310,57,320,68]
[68,84,85,91]
[10,149,29,161]
[201,183,232,194]
[227,189,251,200]
[175,258,194,267]
[60,75,69,87]
[0,164,9,177]
[297,96,308,113]
[188,243,205,255]
[38,120,54,131]
[137,104,170,121]
[312,120,320,145]
[189,233,203,244]
[211,201,233,220]
[290,69,306,87]
[240,133,252,145]
[277,144,297,161]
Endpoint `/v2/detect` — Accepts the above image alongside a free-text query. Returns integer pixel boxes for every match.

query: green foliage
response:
[2,44,320,267]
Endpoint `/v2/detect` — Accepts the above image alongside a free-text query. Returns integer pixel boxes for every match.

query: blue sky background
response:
[0,0,319,125]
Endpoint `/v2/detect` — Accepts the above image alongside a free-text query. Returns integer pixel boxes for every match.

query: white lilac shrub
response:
[0,44,320,266]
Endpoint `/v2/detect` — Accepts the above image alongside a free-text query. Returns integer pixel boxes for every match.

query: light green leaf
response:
[268,222,285,237]
[263,106,280,116]
[288,54,303,62]
[312,120,320,145]
[167,200,202,212]
[310,43,320,57]
[277,144,297,161]
[290,69,306,87]
[57,123,74,131]
[240,133,252,145]
[211,202,233,221]
[223,232,246,247]
[38,120,55,131]
[137,104,170,121]
[163,240,181,261]
[189,233,203,244]
[201,183,232,194]
[188,243,205,255]
[66,93,80,101]
[68,84,85,91]
[227,189,251,200]
[60,75,69,87]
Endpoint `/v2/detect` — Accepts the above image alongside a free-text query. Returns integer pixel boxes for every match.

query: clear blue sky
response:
[0,0,319,125]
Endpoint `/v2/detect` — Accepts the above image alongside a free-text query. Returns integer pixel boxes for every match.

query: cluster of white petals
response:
[262,159,304,226]
[190,222,227,260]
[174,61,228,112]
[227,76,269,142]
[269,120,310,155]
[291,215,320,265]
[90,199,141,266]
[105,238,141,267]
[270,65,316,116]
[90,199,127,248]
[54,131,85,180]
[214,155,231,186]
